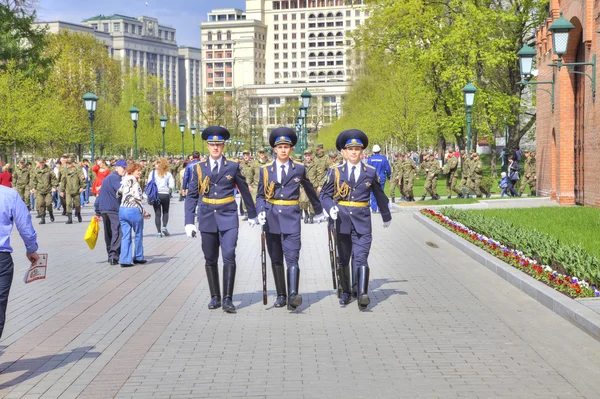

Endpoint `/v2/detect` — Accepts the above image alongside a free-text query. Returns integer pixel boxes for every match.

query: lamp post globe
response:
[548,12,574,59]
[160,115,167,157]
[461,82,477,153]
[191,125,197,153]
[517,44,537,77]
[82,93,99,162]
[129,105,140,160]
[179,122,186,159]
[301,88,312,108]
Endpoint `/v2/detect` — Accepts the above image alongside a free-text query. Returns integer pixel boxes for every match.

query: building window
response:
[207,44,213,49]
[207,63,213,68]
[275,53,279,59]
[283,52,288,58]
[274,15,279,21]
[103,23,109,32]
[275,63,279,69]
[138,26,142,35]
[301,62,306,67]
[292,33,296,39]
[301,33,305,39]
[355,20,360,26]
[283,24,287,30]
[275,44,279,50]
[355,9,360,16]
[292,23,296,29]
[309,62,316,67]
[227,31,231,40]
[227,72,232,77]
[346,10,350,17]
[208,32,212,41]
[283,62,288,68]
[114,23,120,32]
[268,98,281,105]
[292,52,297,58]
[301,13,305,19]
[283,34,288,40]
[91,23,98,30]
[217,31,222,40]
[292,14,296,20]
[274,24,279,30]
[274,34,279,40]
[283,14,287,20]
[292,43,297,49]
[346,20,351,27]
[208,73,213,78]
[283,43,288,49]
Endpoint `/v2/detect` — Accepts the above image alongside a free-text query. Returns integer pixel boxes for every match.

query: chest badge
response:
[225,175,233,180]
[294,177,301,183]
[365,182,372,188]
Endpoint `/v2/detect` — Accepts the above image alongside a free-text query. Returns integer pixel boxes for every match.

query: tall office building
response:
[178,47,202,127]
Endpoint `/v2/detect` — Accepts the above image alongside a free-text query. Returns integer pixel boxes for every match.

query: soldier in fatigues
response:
[256,128,326,310]
[443,150,461,198]
[30,158,57,224]
[252,148,270,181]
[239,150,255,221]
[13,159,31,209]
[421,153,440,200]
[470,152,490,198]
[389,153,404,203]
[402,152,417,201]
[60,157,86,224]
[313,143,329,191]
[519,151,536,196]
[300,149,317,224]
[459,150,471,198]
[320,129,391,310]
[56,156,68,215]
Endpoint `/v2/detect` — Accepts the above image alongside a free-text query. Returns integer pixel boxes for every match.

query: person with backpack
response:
[147,158,174,237]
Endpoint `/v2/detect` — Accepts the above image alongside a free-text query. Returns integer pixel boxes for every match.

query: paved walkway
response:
[1,199,600,398]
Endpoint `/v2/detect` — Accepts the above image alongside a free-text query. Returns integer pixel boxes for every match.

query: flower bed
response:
[421,208,599,298]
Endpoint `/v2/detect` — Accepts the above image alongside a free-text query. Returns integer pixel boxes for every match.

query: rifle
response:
[332,223,342,299]
[261,226,267,305]
[327,226,338,292]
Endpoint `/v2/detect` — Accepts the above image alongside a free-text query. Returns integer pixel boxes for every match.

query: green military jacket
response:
[252,157,269,181]
[402,158,417,179]
[305,160,318,186]
[313,154,329,189]
[31,166,58,194]
[443,156,458,175]
[524,157,536,176]
[60,166,86,195]
[461,157,471,179]
[472,159,484,177]
[14,166,30,189]
[240,160,255,186]
[392,160,404,181]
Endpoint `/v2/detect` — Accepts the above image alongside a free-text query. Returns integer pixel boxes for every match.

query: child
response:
[499,171,508,197]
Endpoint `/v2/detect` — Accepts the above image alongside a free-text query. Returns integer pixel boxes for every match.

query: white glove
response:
[185,224,198,238]
[258,211,267,226]
[383,220,392,228]
[313,213,327,223]
[248,217,258,227]
[329,206,339,220]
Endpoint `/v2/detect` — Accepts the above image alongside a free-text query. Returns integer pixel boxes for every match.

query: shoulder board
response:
[333,164,344,169]
[293,160,304,165]
[365,164,376,170]
[261,163,270,168]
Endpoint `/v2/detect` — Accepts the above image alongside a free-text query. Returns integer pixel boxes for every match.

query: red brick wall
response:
[535,0,600,206]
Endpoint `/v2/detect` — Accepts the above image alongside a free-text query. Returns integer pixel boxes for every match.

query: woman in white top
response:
[118,162,150,267]
[148,158,175,237]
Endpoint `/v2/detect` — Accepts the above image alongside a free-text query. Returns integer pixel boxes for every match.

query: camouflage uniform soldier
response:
[313,143,329,192]
[239,150,255,220]
[56,156,68,215]
[519,151,537,196]
[301,149,318,223]
[402,152,417,201]
[30,158,58,224]
[470,153,490,198]
[14,159,31,209]
[421,154,440,200]
[389,153,404,203]
[459,150,472,198]
[60,157,86,224]
[252,147,270,182]
[443,150,461,198]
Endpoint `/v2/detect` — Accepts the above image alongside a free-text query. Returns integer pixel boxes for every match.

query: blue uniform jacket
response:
[367,153,392,183]
[256,160,323,235]
[182,159,201,191]
[321,163,391,235]
[184,157,256,233]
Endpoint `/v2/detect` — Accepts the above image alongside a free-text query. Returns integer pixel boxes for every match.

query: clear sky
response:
[36,0,247,47]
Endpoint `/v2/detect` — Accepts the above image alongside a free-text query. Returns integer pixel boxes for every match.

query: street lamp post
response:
[461,82,477,153]
[517,44,555,112]
[129,106,140,160]
[299,89,312,153]
[160,116,167,157]
[179,122,185,159]
[82,93,98,162]
[191,125,197,153]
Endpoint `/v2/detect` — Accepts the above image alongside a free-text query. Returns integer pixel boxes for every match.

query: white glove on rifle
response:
[258,211,267,226]
[313,213,327,223]
[185,224,198,238]
[383,220,392,228]
[248,217,258,227]
[329,206,339,220]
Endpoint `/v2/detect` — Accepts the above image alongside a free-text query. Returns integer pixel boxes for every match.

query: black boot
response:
[205,265,221,310]
[66,213,73,224]
[49,209,55,222]
[287,266,302,310]
[532,191,536,197]
[76,208,82,222]
[272,265,287,308]
[309,214,314,224]
[304,211,309,224]
[338,265,352,305]
[222,264,236,313]
[39,216,46,225]
[391,197,395,203]
[357,266,370,311]
[36,211,41,219]
[420,195,426,201]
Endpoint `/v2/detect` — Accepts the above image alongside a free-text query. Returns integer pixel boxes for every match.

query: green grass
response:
[398,198,480,206]
[467,207,600,259]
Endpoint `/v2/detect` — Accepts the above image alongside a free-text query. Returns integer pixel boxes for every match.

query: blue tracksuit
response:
[366,153,391,211]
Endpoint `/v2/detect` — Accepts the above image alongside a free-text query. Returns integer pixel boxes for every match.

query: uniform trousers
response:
[0,252,14,339]
[337,225,372,279]
[36,192,53,217]
[201,228,238,267]
[266,232,301,268]
[101,212,121,262]
[17,186,30,207]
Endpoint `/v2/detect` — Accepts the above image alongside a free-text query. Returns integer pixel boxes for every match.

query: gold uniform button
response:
[278,210,282,213]
[350,212,353,215]
[214,210,217,213]
[281,194,284,197]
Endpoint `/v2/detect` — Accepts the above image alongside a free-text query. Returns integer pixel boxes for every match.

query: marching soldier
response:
[30,158,57,224]
[320,129,391,310]
[313,143,329,191]
[239,150,255,221]
[56,156,68,215]
[256,128,326,310]
[402,152,417,201]
[252,147,270,179]
[60,157,86,224]
[184,127,258,313]
[443,150,461,199]
[14,159,31,209]
[459,150,472,198]
[301,149,317,224]
[420,153,440,200]
[389,153,404,203]
[519,150,537,196]
[470,152,490,198]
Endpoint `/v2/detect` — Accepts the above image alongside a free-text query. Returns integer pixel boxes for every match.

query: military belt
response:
[267,199,299,206]
[337,201,369,208]
[202,196,235,205]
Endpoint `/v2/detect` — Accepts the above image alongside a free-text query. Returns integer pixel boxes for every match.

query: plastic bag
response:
[84,216,100,250]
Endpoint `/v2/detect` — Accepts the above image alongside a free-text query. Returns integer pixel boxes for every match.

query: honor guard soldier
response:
[256,128,326,310]
[60,157,86,224]
[321,130,392,310]
[184,127,258,313]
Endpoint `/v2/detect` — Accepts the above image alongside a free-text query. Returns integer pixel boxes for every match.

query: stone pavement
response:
[1,198,600,398]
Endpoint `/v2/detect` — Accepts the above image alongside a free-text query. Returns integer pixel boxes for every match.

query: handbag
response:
[84,216,100,250]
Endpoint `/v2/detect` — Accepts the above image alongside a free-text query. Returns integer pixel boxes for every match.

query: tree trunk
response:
[490,140,497,178]
[436,134,446,162]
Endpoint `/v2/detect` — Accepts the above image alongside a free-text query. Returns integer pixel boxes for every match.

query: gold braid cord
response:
[196,164,211,195]
[333,168,351,200]
[263,167,275,200]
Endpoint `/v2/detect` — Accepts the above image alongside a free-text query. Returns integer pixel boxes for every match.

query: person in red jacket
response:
[92,158,111,196]
[0,165,12,187]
